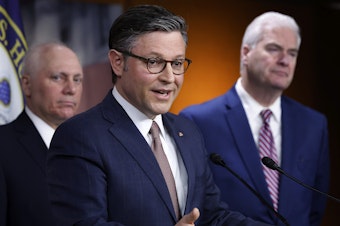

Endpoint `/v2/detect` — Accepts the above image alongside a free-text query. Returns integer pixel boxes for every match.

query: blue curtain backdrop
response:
[0,0,27,124]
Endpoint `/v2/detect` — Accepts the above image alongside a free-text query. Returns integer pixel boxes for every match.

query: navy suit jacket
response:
[47,90,273,226]
[0,111,56,226]
[180,85,330,226]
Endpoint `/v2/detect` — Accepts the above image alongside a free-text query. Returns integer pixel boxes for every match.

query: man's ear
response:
[108,49,125,77]
[241,44,251,66]
[21,74,31,97]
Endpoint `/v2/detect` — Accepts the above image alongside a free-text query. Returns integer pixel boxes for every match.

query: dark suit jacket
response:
[180,85,330,226]
[46,90,273,226]
[0,111,56,226]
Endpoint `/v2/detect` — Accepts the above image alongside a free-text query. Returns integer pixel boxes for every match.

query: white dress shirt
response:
[235,78,282,165]
[25,106,55,149]
[112,87,188,215]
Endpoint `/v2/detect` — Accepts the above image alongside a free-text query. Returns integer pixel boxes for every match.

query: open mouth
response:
[153,89,171,98]
[156,90,169,94]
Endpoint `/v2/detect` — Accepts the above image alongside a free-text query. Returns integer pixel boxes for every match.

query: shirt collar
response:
[112,87,165,139]
[236,77,281,122]
[25,106,55,148]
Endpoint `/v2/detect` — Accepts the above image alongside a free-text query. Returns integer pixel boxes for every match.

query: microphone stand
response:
[262,157,340,203]
[210,154,290,226]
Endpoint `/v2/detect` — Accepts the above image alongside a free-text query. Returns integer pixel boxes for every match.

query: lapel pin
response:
[178,132,184,137]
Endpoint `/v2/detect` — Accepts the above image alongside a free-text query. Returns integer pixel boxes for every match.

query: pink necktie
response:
[258,109,280,211]
[149,121,180,220]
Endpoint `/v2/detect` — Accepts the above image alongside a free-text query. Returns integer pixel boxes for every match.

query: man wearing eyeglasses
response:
[46,4,274,226]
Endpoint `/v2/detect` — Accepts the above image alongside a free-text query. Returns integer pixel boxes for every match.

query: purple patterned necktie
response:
[258,109,280,211]
[149,121,180,220]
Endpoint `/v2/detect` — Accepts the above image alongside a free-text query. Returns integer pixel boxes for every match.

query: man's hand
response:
[175,208,200,226]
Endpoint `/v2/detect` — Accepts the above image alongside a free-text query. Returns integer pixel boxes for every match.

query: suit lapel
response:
[226,87,277,220]
[163,114,197,213]
[227,105,271,197]
[14,112,48,173]
[277,98,297,217]
[101,94,178,220]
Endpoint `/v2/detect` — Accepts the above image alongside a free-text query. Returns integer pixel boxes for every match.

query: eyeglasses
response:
[120,51,192,75]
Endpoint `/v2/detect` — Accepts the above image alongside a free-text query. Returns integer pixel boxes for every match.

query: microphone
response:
[262,157,340,203]
[210,153,290,226]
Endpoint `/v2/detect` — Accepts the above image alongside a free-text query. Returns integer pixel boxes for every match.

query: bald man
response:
[0,42,83,226]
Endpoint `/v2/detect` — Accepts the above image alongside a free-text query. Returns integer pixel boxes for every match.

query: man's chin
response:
[57,110,77,120]
[154,104,172,115]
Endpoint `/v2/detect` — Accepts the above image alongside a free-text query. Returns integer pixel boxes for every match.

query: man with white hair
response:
[180,12,330,226]
[0,42,83,226]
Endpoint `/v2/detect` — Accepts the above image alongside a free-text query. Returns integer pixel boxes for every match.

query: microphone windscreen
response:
[261,157,278,170]
[210,153,221,164]
[209,153,226,167]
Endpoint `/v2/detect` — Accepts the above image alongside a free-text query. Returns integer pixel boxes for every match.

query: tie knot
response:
[149,121,161,139]
[260,109,272,123]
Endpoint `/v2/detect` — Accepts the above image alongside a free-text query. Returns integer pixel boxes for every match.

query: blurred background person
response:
[180,11,330,226]
[0,42,83,226]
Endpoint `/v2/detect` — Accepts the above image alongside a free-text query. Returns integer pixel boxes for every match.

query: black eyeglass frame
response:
[119,50,192,75]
